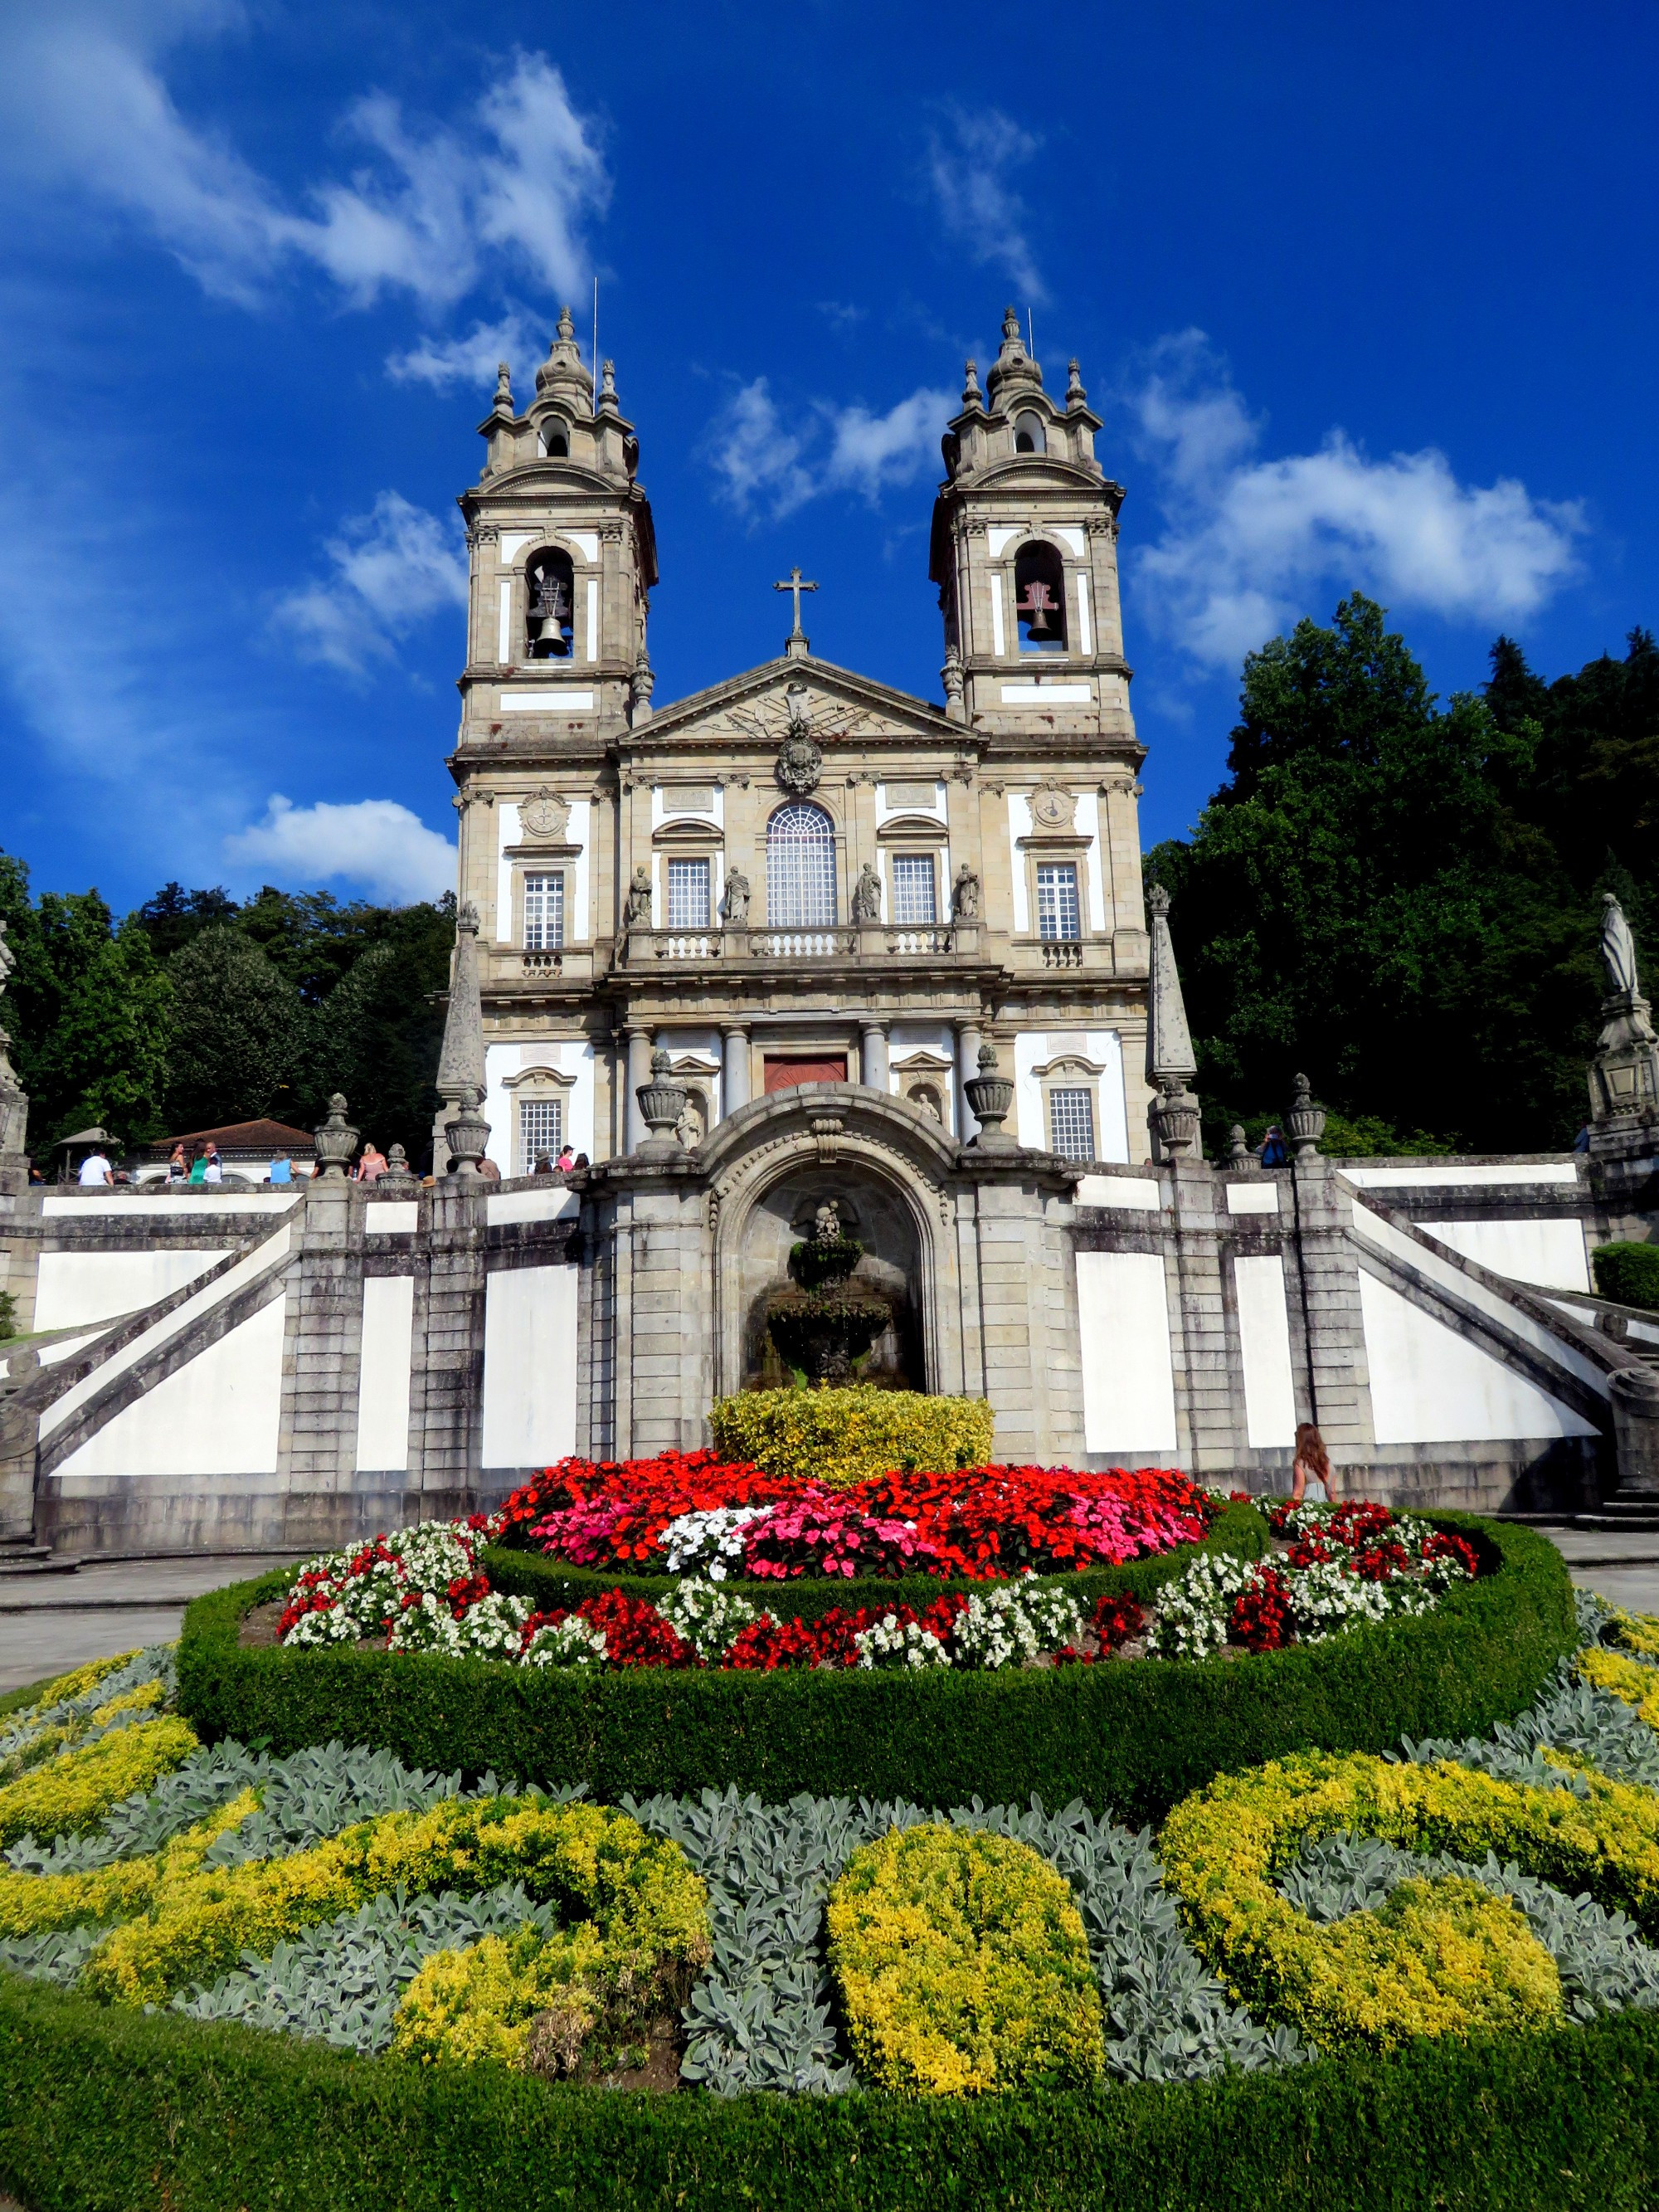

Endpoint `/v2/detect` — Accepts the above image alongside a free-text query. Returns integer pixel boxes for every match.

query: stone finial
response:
[557,305,576,340]
[436,904,486,1100]
[1227,1124,1253,1169]
[1066,358,1086,407]
[1145,882,1198,1089]
[962,358,982,407]
[963,1043,1015,1147]
[598,358,619,413]
[941,642,966,719]
[1001,305,1020,341]
[635,1050,688,1157]
[314,1094,359,1180]
[378,1143,419,1191]
[493,361,513,417]
[986,305,1042,407]
[1287,1074,1326,1159]
[535,306,594,408]
[444,1087,490,1177]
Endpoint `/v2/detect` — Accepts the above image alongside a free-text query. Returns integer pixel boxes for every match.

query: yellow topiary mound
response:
[826,1824,1104,2094]
[709,1385,994,1488]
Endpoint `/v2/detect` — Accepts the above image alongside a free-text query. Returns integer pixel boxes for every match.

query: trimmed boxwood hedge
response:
[483,1493,1271,1620]
[175,1515,1576,1824]
[3,1964,1658,2211]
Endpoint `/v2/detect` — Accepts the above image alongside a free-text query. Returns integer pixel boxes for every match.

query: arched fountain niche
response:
[737,1165,926,1391]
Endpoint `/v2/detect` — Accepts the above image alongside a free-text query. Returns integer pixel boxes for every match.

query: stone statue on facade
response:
[625,866,653,927]
[813,1199,841,1242]
[718,867,750,925]
[951,863,981,922]
[1601,892,1642,999]
[850,863,883,923]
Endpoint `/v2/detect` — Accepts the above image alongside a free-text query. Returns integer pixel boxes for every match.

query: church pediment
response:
[634,657,963,756]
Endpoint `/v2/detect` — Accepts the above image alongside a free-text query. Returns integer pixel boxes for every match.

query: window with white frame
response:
[1048,1086,1096,1162]
[1036,862,1081,941]
[523,871,565,949]
[666,857,712,929]
[766,803,836,926]
[518,1096,563,1173]
[890,852,937,924]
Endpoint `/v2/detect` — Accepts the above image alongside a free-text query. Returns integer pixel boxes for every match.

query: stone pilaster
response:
[276,1180,365,1548]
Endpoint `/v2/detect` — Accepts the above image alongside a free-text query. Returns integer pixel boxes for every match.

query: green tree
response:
[133,883,240,962]
[1149,595,1594,1153]
[163,924,306,1133]
[304,900,452,1157]
[33,917,174,1147]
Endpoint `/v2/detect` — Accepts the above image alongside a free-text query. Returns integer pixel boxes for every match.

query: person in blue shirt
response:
[268,1152,292,1186]
[1259,1124,1288,1168]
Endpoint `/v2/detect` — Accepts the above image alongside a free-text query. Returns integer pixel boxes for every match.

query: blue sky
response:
[0,1,1652,912]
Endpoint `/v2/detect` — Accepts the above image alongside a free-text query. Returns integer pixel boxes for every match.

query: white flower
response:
[953,1582,1085,1669]
[521,1615,609,1668]
[659,1507,770,1580]
[853,1614,950,1669]
[657,1578,757,1662]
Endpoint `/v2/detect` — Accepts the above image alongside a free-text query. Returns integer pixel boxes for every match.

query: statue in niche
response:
[676,1088,708,1147]
[625,866,653,926]
[951,862,981,922]
[1601,892,1642,999]
[719,867,751,925]
[813,1198,841,1242]
[850,862,883,923]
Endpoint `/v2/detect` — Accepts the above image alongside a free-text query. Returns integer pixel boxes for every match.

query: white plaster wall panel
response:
[41,1221,294,1437]
[499,691,593,714]
[1423,1219,1591,1294]
[874,781,946,826]
[585,579,598,661]
[1084,1030,1129,1162]
[990,574,1006,657]
[481,1265,578,1468]
[987,524,1026,559]
[1075,571,1093,655]
[356,1274,414,1473]
[52,1297,285,1479]
[1227,1183,1280,1215]
[34,1250,230,1333]
[499,531,538,563]
[1014,1032,1047,1146]
[497,583,511,664]
[1075,793,1107,933]
[652,787,722,828]
[1075,1250,1180,1454]
[495,801,520,944]
[1006,795,1032,930]
[1000,683,1093,704]
[365,1203,418,1235]
[1075,1176,1159,1210]
[1234,1255,1298,1447]
[1340,1164,1579,1189]
[42,1196,298,1217]
[1357,1270,1598,1443]
[487,1189,581,1226]
[568,799,591,941]
[562,530,599,563]
[1049,525,1087,558]
[483,1042,518,1173]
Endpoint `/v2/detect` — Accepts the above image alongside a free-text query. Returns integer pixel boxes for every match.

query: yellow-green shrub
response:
[83,1795,709,2010]
[0,1790,258,1940]
[826,1824,1103,2095]
[12,1652,134,1715]
[394,1923,610,2069]
[1158,1751,1659,2049]
[1579,1644,1659,1728]
[0,1714,198,1849]
[709,1386,995,1488]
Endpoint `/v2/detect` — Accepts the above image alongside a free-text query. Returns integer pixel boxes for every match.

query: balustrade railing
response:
[1040,940,1084,968]
[752,928,858,960]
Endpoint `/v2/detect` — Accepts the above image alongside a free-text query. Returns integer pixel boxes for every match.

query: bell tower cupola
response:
[928,308,1135,758]
[457,307,659,740]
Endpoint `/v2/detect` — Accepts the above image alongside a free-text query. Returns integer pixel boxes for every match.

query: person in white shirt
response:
[77,1151,112,1186]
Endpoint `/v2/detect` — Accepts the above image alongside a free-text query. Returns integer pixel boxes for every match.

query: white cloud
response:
[386,309,540,391]
[226,797,455,904]
[1126,332,1586,667]
[271,493,467,680]
[703,379,952,520]
[925,105,1046,304]
[0,15,607,310]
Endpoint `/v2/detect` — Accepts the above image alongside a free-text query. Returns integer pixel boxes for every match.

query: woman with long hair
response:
[1289,1421,1336,1504]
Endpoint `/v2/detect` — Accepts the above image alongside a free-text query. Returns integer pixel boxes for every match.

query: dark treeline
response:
[1149,594,1659,1156]
[0,867,453,1162]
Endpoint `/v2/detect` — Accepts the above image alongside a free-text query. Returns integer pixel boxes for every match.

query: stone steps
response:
[0,1540,75,1577]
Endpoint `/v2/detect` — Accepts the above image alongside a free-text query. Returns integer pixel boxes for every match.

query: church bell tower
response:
[928,309,1136,757]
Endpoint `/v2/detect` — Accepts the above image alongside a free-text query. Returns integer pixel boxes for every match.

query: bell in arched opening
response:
[526,548,575,660]
[1014,538,1067,652]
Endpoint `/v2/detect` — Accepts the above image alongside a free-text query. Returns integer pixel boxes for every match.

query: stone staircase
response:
[0,1535,75,1576]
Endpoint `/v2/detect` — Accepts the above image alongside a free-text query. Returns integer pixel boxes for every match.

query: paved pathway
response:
[0,1555,299,1693]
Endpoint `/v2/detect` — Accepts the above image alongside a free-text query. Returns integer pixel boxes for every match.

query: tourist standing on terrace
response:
[1288,1422,1336,1504]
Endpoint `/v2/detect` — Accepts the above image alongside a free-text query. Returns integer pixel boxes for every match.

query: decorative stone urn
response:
[1227,1124,1254,1169]
[445,1088,490,1177]
[963,1042,1015,1147]
[313,1094,359,1179]
[1151,1082,1201,1158]
[635,1048,688,1157]
[377,1143,419,1191]
[1287,1073,1327,1160]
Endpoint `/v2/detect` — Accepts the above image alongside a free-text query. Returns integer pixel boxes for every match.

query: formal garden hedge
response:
[174,1513,1576,1824]
[3,1965,1658,2211]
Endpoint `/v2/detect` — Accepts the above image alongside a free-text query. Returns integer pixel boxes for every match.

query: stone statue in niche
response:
[625,866,653,926]
[1602,892,1642,1000]
[951,862,981,922]
[719,867,751,924]
[814,1198,841,1242]
[850,863,883,923]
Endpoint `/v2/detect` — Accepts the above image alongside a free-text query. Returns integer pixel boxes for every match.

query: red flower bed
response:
[497,1454,1215,1583]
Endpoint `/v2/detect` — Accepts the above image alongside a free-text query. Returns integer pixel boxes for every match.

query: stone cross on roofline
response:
[774,565,817,659]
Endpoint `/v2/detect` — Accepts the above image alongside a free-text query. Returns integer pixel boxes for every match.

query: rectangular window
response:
[666,857,712,929]
[1048,1087,1096,1162]
[1036,863,1081,941]
[523,871,565,949]
[890,853,937,925]
[519,1097,563,1174]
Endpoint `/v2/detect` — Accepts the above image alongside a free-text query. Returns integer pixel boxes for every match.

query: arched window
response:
[766,803,836,927]
[1013,410,1047,454]
[1014,539,1068,653]
[542,422,569,458]
[526,548,574,660]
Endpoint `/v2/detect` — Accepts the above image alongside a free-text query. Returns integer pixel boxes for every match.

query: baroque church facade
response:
[444,306,1153,1187]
